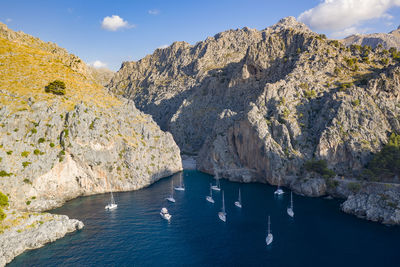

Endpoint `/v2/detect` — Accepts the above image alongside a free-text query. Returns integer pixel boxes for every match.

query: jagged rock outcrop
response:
[341,189,400,224]
[342,26,400,49]
[0,210,84,267]
[109,16,400,195]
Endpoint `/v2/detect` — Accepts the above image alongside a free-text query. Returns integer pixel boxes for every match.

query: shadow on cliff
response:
[153,51,302,154]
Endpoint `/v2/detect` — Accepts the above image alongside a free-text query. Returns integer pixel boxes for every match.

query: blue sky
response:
[1,0,400,71]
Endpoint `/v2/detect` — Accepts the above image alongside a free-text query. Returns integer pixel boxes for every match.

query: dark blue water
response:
[9,170,400,267]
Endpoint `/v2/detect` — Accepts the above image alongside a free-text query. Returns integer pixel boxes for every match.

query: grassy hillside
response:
[0,24,119,112]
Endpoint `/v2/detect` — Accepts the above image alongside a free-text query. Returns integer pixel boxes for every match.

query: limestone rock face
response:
[109,16,400,199]
[0,93,182,211]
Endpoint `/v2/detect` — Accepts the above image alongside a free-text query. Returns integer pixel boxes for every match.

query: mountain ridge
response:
[109,17,400,224]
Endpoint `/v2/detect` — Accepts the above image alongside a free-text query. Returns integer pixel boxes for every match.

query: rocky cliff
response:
[0,23,182,211]
[109,17,400,223]
[342,26,400,49]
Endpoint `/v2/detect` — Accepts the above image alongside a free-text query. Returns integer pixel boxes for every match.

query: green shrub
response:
[23,178,32,184]
[382,58,389,65]
[89,121,95,130]
[22,161,31,168]
[33,149,44,155]
[304,89,316,99]
[344,57,357,67]
[0,208,6,221]
[304,159,335,178]
[0,157,2,162]
[49,142,55,148]
[0,192,9,208]
[21,151,30,157]
[365,133,400,180]
[0,170,12,177]
[6,151,12,155]
[26,200,31,205]
[347,182,361,193]
[38,137,45,144]
[299,83,309,90]
[334,67,341,76]
[339,82,353,92]
[31,128,37,134]
[352,99,360,107]
[45,80,66,95]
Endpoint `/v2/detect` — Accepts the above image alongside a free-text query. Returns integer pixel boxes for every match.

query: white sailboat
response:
[266,216,273,245]
[105,177,117,210]
[211,172,221,191]
[274,177,284,195]
[234,188,242,208]
[206,183,215,203]
[218,191,227,222]
[174,172,185,191]
[166,180,176,203]
[160,207,171,221]
[287,191,294,217]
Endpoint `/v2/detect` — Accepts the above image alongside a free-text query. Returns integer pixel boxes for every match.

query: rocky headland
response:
[108,17,400,224]
[0,209,84,266]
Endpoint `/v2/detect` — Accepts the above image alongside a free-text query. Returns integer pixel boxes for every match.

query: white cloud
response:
[90,60,107,68]
[6,18,12,23]
[101,15,134,31]
[298,0,400,31]
[148,9,160,15]
[158,44,169,49]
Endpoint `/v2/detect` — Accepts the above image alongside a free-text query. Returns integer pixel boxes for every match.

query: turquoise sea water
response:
[9,170,400,266]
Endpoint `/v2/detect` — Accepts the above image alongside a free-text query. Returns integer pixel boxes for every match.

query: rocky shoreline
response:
[0,209,84,267]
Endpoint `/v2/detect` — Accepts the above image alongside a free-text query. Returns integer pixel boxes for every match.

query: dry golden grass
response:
[0,37,120,112]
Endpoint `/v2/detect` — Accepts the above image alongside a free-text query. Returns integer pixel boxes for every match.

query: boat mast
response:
[210,183,212,197]
[239,188,241,203]
[110,191,115,205]
[291,192,293,209]
[222,191,225,213]
[268,216,271,234]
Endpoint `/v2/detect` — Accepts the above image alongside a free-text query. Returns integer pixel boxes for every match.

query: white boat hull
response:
[160,213,171,220]
[234,201,242,208]
[105,204,117,210]
[166,197,176,203]
[266,233,273,245]
[174,187,185,191]
[218,212,226,222]
[211,186,221,191]
[206,196,215,203]
[287,207,294,217]
[274,189,284,195]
